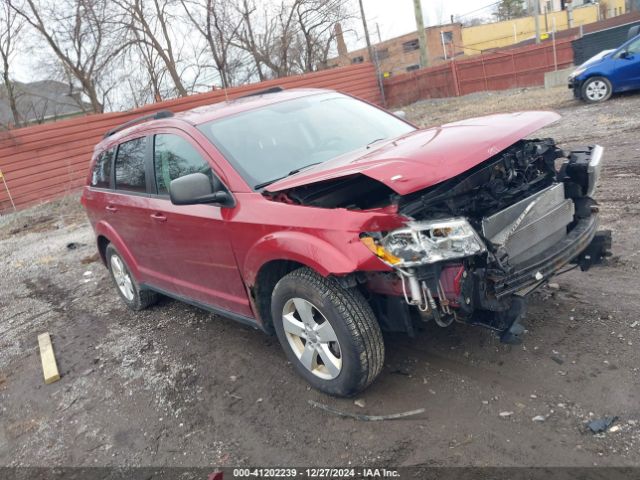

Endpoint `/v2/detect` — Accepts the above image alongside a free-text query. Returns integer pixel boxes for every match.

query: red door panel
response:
[146,198,252,316]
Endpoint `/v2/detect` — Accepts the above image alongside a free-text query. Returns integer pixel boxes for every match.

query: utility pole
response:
[413,0,429,67]
[358,0,386,105]
[529,0,541,44]
[357,0,374,63]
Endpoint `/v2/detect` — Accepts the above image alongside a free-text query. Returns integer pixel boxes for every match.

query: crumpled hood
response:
[266,111,561,196]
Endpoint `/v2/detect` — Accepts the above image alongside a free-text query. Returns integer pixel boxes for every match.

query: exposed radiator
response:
[482,183,575,265]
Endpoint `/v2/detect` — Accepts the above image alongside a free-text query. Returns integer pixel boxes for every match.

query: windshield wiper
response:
[254,162,323,190]
[366,137,386,149]
[287,162,322,176]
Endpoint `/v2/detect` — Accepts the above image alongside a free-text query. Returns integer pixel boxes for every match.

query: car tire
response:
[271,267,384,397]
[105,244,158,311]
[581,76,612,103]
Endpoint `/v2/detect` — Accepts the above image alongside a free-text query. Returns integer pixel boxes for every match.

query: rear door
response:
[105,136,157,282]
[83,147,116,229]
[144,131,252,317]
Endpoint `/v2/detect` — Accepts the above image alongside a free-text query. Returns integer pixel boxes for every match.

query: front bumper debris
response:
[568,77,582,98]
[490,215,609,298]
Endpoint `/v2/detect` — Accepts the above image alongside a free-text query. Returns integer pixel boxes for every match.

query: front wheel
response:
[581,76,612,103]
[105,244,158,311]
[271,267,384,397]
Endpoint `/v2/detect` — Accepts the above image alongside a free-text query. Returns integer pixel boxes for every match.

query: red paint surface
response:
[267,111,560,195]
[82,92,404,323]
[82,90,555,324]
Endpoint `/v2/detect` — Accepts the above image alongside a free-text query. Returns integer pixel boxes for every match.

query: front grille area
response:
[482,183,575,265]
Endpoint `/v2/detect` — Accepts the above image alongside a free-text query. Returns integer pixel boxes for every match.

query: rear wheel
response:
[271,267,384,396]
[105,244,158,311]
[581,76,612,103]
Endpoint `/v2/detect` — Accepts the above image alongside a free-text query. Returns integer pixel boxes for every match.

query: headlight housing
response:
[569,66,586,79]
[362,218,486,267]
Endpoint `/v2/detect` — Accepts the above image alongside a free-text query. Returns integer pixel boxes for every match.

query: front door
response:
[613,36,640,90]
[145,131,252,317]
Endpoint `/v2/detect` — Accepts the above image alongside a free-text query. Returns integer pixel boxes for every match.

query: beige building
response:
[327,23,464,76]
[327,0,628,77]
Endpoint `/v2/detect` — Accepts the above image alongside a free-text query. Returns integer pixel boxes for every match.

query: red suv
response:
[82,88,611,396]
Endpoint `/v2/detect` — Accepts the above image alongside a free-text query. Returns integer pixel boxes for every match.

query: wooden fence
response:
[0,62,381,213]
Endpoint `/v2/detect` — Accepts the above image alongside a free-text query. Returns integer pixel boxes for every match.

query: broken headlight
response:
[363,218,486,267]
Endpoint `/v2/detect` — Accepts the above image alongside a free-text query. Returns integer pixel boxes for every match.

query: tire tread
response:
[281,268,384,394]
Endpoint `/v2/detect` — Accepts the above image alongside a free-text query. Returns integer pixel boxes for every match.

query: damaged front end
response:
[360,139,611,343]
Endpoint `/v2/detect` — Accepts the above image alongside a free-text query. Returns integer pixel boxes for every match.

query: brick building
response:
[327,22,464,76]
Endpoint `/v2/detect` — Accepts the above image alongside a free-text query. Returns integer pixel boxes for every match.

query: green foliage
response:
[494,0,528,21]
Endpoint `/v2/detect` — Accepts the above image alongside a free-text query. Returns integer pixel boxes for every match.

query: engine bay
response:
[398,139,564,223]
[266,139,569,220]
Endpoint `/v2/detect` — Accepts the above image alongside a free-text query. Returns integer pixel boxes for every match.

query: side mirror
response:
[620,50,633,59]
[169,173,233,206]
[393,110,407,119]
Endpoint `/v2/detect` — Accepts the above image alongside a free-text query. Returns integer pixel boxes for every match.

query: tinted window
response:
[154,134,213,195]
[115,137,147,193]
[91,149,114,188]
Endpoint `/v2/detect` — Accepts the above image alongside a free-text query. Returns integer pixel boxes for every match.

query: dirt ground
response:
[1,85,639,468]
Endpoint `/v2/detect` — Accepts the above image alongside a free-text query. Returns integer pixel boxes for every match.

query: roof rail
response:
[238,86,284,99]
[103,110,174,139]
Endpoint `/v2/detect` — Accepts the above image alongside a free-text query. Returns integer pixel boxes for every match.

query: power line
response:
[456,1,501,19]
[301,0,348,27]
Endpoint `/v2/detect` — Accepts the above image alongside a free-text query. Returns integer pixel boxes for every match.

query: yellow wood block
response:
[37,333,60,384]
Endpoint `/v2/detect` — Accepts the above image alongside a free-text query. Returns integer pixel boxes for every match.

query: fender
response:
[242,230,364,286]
[94,221,142,281]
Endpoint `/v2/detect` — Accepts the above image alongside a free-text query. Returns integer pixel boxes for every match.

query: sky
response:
[12,0,501,84]
[347,0,498,48]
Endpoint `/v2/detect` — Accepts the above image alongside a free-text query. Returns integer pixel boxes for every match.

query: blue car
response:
[569,32,640,103]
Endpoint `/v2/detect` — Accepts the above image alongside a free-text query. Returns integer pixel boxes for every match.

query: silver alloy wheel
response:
[282,298,342,380]
[585,80,609,101]
[110,254,135,301]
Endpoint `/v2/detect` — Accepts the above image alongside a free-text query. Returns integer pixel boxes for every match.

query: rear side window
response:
[154,134,213,195]
[91,149,114,188]
[115,137,147,193]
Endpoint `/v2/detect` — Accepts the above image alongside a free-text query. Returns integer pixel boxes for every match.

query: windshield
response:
[197,93,415,189]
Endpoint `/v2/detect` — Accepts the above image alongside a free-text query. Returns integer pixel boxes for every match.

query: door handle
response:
[105,205,118,212]
[150,212,167,222]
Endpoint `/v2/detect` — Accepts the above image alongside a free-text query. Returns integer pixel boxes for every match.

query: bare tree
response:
[235,0,267,80]
[10,0,131,113]
[116,0,189,97]
[235,0,351,80]
[0,0,23,128]
[293,0,351,72]
[180,0,244,88]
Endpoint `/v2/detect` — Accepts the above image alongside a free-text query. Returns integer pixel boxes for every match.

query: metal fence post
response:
[450,60,461,97]
[552,30,558,71]
[481,55,489,91]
